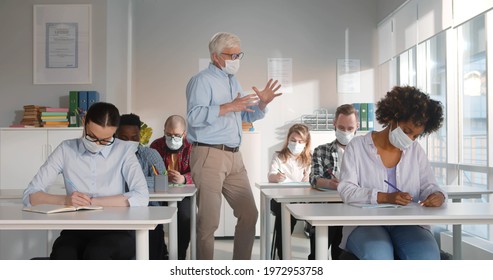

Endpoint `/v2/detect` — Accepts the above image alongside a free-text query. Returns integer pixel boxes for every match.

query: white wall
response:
[0,0,110,126]
[0,0,381,185]
[131,0,379,181]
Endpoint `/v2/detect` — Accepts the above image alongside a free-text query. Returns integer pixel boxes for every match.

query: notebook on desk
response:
[349,203,409,209]
[22,204,103,214]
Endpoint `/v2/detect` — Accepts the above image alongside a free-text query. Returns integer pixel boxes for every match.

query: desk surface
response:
[442,185,493,198]
[148,185,196,202]
[0,205,176,230]
[262,187,341,202]
[287,203,493,227]
[255,182,310,189]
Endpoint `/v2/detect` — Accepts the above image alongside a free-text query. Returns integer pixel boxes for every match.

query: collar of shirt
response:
[77,137,114,158]
[208,62,232,78]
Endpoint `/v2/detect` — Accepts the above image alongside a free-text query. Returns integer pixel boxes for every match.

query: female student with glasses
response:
[23,102,149,259]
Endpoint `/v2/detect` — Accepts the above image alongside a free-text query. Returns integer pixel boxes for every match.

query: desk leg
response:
[260,192,268,260]
[315,226,329,260]
[451,198,461,260]
[281,202,292,260]
[191,194,197,260]
[135,229,149,260]
[452,224,462,260]
[168,201,178,260]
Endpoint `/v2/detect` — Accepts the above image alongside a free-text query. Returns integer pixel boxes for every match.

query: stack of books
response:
[20,105,45,127]
[41,107,69,127]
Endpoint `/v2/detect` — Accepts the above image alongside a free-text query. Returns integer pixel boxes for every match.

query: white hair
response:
[208,32,240,58]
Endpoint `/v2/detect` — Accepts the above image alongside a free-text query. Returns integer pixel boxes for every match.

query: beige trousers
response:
[190,146,258,260]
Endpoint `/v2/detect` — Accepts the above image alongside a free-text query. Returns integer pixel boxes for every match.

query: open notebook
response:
[23,204,103,214]
[349,203,411,209]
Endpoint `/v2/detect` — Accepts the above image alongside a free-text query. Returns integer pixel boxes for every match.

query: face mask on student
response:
[166,135,183,150]
[388,122,414,150]
[287,141,305,155]
[128,141,140,153]
[335,129,355,146]
[82,137,107,154]
[222,59,240,75]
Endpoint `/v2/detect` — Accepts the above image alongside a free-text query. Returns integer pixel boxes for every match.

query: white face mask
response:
[389,122,414,150]
[128,141,140,153]
[82,137,106,154]
[166,135,183,150]
[287,141,305,155]
[221,59,240,75]
[335,129,355,146]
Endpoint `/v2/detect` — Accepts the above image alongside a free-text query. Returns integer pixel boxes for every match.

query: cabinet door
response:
[47,129,83,187]
[0,130,47,189]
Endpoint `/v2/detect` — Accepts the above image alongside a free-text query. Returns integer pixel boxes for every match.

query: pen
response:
[151,164,159,176]
[328,169,338,180]
[384,180,402,192]
[277,168,284,174]
[384,180,420,203]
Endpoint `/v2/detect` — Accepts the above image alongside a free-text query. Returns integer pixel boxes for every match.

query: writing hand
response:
[420,192,445,207]
[67,191,92,207]
[167,169,185,184]
[252,79,282,109]
[388,192,413,205]
[327,178,339,189]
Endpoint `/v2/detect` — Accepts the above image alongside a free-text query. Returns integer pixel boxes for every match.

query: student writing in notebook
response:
[116,113,168,260]
[22,102,149,260]
[337,86,447,260]
[307,104,359,260]
[267,123,311,259]
[150,115,192,260]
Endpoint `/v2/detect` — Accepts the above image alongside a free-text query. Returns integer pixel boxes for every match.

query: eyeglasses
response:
[221,52,244,60]
[85,134,115,146]
[164,131,184,138]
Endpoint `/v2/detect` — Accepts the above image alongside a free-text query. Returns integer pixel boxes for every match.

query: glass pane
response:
[460,15,487,166]
[460,171,488,239]
[426,32,447,164]
[397,47,416,86]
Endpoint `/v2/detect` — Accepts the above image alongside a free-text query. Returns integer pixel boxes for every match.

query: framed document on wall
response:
[33,4,92,84]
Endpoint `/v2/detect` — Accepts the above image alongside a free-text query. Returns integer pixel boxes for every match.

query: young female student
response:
[23,102,149,260]
[338,86,447,260]
[268,123,311,259]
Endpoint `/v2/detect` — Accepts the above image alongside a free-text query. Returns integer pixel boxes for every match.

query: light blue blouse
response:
[23,138,149,207]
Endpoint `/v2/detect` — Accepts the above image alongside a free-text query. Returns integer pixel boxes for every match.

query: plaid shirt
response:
[135,145,166,189]
[309,139,339,186]
[150,137,193,184]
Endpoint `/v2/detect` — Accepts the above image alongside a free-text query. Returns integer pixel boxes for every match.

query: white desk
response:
[0,186,196,260]
[0,205,175,260]
[287,203,493,260]
[148,184,197,260]
[260,187,342,259]
[255,182,311,260]
[441,185,493,260]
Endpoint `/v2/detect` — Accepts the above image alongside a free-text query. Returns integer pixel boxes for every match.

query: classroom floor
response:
[212,221,311,260]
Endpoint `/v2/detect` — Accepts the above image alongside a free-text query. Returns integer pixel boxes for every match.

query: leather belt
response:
[193,142,240,153]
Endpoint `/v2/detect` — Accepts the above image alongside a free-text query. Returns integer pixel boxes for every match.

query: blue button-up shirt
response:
[186,63,266,147]
[23,138,149,207]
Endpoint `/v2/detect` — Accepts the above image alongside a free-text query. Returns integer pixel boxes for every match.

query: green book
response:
[68,91,78,127]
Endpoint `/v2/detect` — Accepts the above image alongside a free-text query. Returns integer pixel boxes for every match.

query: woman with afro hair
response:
[337,85,447,260]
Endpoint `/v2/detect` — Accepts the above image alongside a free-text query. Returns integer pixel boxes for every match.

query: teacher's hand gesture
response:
[253,79,282,110]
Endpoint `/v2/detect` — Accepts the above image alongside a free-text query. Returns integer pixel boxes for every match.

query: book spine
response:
[367,103,375,131]
[87,91,100,109]
[69,91,78,127]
